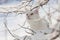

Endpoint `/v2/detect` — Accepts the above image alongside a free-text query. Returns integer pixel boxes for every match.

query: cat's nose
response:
[27,16,30,19]
[26,15,30,19]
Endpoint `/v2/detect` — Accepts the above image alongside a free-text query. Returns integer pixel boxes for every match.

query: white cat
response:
[26,8,49,31]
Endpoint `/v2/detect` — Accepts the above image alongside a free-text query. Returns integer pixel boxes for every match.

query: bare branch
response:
[3,13,21,39]
[51,31,60,40]
[0,0,49,14]
[18,24,36,35]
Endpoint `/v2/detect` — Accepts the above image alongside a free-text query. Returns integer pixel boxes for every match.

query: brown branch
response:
[51,33,60,40]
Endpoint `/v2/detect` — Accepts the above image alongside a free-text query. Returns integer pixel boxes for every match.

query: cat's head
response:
[26,8,40,20]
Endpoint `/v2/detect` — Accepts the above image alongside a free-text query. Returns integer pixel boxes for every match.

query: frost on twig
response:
[18,24,36,35]
[3,13,23,40]
[0,0,49,15]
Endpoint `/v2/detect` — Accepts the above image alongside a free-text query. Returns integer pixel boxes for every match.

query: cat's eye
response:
[30,13,33,15]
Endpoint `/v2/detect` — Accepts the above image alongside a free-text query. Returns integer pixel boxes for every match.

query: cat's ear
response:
[33,8,39,14]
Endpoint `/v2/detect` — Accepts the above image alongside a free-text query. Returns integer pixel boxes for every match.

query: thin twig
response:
[12,20,26,31]
[3,13,20,39]
[18,24,36,34]
[51,32,60,40]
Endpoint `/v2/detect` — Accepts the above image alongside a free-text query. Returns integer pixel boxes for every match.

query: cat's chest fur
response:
[27,18,48,30]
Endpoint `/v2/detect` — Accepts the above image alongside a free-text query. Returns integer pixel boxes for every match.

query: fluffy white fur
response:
[26,8,49,31]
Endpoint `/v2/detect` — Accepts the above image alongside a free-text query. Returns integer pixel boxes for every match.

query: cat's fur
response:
[26,8,49,31]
